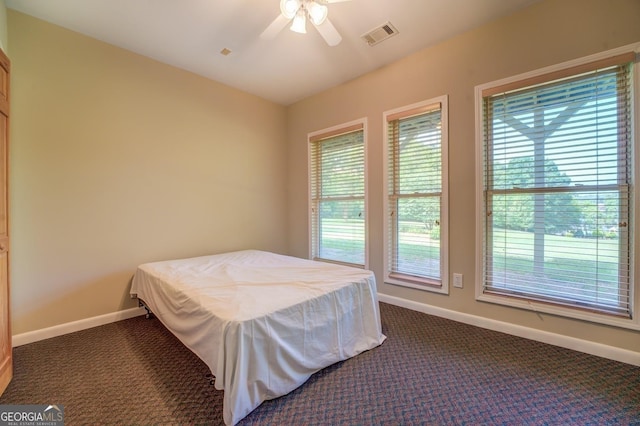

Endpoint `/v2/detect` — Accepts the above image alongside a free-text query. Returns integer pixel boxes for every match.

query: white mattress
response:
[130,249,386,425]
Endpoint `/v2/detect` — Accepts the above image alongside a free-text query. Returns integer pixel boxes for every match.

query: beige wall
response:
[286,0,640,353]
[6,0,640,357]
[0,0,7,54]
[8,11,288,334]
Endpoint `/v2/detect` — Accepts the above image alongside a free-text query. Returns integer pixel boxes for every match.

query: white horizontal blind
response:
[482,58,633,317]
[310,125,365,266]
[387,104,443,284]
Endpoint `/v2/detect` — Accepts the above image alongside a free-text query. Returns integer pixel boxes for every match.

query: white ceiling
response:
[6,0,540,105]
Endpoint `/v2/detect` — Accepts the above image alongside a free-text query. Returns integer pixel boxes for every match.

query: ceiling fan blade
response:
[314,17,342,46]
[260,14,290,40]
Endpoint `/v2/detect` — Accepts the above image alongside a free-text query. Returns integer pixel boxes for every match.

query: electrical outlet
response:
[453,273,463,288]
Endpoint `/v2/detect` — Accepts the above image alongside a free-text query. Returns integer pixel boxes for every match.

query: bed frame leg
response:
[138,300,154,319]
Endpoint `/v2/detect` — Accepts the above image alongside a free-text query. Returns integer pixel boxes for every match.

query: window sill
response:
[312,257,365,269]
[476,291,640,331]
[386,273,448,295]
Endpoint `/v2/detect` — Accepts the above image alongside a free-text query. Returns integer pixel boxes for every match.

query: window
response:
[476,49,637,327]
[309,120,367,267]
[384,97,449,292]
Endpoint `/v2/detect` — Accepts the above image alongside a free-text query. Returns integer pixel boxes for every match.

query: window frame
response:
[308,118,369,268]
[383,96,449,294]
[475,43,640,330]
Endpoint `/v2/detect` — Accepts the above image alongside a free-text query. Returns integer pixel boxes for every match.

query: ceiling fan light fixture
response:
[290,9,307,33]
[307,1,328,25]
[265,0,346,45]
[280,0,301,19]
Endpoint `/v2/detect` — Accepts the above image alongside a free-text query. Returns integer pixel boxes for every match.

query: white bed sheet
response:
[130,249,386,425]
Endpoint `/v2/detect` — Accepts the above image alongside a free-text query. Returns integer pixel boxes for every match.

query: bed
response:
[130,249,386,425]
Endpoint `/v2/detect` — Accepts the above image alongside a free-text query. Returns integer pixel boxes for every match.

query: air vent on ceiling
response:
[361,22,398,46]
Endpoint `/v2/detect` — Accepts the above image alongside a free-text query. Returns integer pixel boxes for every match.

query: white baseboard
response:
[12,297,640,367]
[12,307,147,347]
[378,293,640,367]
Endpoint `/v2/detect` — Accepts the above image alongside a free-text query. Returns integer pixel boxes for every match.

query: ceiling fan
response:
[260,0,350,47]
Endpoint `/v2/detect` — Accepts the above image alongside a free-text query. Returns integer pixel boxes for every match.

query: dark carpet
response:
[1,303,638,425]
